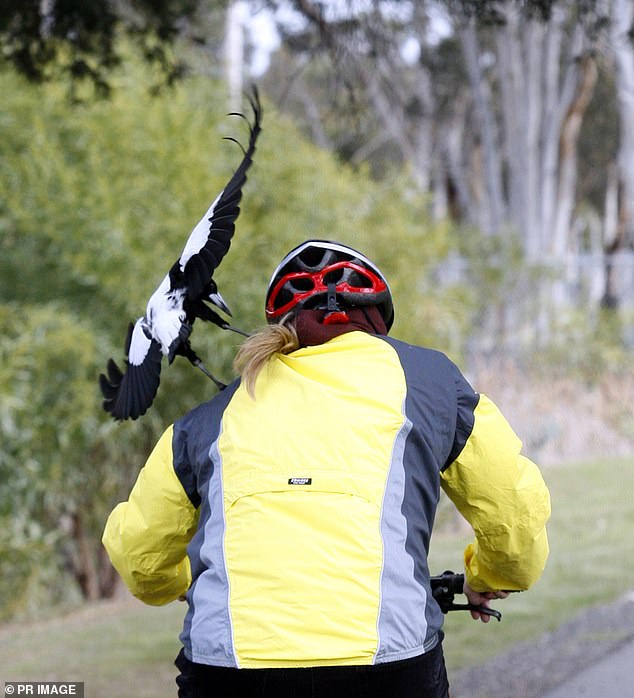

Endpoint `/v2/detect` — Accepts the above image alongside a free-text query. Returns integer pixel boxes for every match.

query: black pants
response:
[175,643,450,698]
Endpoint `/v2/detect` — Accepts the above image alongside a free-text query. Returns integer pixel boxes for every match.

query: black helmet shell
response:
[265,240,394,331]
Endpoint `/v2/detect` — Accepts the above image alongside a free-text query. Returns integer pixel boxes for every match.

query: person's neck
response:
[294,307,386,347]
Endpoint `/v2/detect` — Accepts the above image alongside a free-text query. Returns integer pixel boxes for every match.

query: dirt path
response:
[541,637,634,698]
[449,589,634,698]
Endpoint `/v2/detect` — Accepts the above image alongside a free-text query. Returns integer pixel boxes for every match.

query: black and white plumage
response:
[99,89,262,421]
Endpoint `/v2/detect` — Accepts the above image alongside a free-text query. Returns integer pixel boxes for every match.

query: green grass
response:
[1,457,632,696]
[429,456,634,673]
[0,597,185,697]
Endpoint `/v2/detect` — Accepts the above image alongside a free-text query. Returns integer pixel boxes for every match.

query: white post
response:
[225,1,247,112]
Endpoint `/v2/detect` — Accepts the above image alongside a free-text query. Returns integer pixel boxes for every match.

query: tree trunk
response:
[551,53,597,257]
[610,0,634,248]
[458,18,506,233]
[69,511,100,601]
[494,5,545,258]
[440,92,473,221]
[98,545,121,599]
[539,5,567,256]
[495,7,524,238]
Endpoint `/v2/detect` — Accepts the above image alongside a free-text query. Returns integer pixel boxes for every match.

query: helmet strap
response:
[324,281,350,325]
[326,281,338,312]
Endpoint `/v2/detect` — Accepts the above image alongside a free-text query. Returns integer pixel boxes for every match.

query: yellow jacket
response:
[103,331,550,668]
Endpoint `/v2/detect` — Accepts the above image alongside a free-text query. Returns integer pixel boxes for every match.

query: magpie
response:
[99,88,262,421]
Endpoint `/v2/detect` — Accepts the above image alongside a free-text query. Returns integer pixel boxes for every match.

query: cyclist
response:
[103,240,551,698]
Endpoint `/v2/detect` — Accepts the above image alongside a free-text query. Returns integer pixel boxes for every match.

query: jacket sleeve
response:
[441,390,551,592]
[102,425,199,605]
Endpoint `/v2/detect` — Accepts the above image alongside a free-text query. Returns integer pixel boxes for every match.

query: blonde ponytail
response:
[233,319,299,397]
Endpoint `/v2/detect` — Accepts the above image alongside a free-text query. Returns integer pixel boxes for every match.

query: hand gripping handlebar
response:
[430,570,503,622]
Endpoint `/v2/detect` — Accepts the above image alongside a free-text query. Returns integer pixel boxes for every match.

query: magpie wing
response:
[178,87,262,300]
[99,319,163,421]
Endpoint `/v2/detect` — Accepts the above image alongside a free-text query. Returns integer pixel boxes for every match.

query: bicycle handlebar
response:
[430,570,503,622]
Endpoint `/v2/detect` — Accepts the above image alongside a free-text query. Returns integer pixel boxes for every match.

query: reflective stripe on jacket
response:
[102,331,550,668]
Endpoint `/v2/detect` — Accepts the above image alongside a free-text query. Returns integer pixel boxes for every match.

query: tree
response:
[265,2,602,248]
[0,305,137,611]
[602,0,634,307]
[0,0,229,97]
[260,0,634,344]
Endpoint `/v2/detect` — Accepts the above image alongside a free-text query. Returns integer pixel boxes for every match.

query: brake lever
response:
[443,601,502,622]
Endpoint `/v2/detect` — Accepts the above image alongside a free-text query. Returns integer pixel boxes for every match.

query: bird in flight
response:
[99,88,262,421]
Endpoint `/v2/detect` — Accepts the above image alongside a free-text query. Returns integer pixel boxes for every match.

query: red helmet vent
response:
[265,240,394,331]
[266,261,387,321]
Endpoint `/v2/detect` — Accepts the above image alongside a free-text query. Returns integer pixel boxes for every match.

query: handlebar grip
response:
[446,572,465,595]
[430,570,465,594]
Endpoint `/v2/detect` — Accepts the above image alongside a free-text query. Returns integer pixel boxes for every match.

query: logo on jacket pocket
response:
[288,477,312,485]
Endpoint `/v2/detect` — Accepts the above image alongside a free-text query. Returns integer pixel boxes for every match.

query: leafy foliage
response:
[0,304,129,616]
[0,0,225,98]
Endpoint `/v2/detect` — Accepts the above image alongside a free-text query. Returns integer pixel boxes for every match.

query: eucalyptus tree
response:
[261,0,634,322]
[595,0,634,307]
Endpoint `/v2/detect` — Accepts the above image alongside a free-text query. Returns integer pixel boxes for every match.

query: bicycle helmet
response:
[265,240,394,331]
